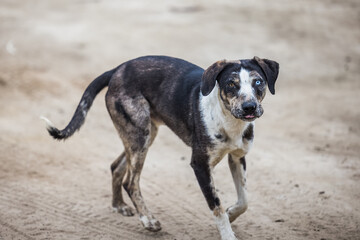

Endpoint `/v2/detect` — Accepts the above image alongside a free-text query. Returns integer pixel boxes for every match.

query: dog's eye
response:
[227,82,235,88]
[255,79,262,86]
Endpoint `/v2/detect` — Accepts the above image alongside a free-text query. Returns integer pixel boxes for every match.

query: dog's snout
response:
[242,102,257,114]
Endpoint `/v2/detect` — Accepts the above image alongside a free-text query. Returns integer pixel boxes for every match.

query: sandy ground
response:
[0,0,360,239]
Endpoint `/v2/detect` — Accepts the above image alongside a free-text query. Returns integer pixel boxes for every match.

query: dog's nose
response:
[242,102,257,114]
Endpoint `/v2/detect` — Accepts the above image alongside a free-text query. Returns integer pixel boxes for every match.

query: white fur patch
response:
[239,68,255,101]
[215,212,237,240]
[140,215,150,227]
[40,116,55,130]
[199,83,253,166]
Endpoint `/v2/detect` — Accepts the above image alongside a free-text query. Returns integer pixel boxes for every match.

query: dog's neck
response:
[199,83,252,142]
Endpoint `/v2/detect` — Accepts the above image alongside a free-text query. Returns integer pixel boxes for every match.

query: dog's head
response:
[201,57,279,121]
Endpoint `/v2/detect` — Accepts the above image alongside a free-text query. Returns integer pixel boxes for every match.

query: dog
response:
[42,55,279,240]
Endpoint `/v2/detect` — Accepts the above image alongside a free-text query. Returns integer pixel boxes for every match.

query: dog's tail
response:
[41,67,117,140]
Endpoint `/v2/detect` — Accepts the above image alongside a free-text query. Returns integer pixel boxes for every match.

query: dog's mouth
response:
[243,114,257,121]
[239,114,258,122]
[231,110,263,122]
[232,113,257,121]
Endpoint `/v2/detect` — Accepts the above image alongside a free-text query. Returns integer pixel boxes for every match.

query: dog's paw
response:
[219,228,238,240]
[113,204,135,216]
[140,215,162,232]
[215,211,238,240]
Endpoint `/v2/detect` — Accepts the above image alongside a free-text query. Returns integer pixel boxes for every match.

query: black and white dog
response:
[42,56,279,240]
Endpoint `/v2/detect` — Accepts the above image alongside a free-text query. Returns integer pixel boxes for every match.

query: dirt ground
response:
[0,0,359,239]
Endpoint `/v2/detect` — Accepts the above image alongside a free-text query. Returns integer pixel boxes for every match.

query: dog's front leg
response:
[226,153,248,223]
[191,153,238,240]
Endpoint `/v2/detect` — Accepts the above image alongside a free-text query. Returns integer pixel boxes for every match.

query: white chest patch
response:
[200,84,254,166]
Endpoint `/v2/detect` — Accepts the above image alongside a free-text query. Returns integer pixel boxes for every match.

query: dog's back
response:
[107,55,206,145]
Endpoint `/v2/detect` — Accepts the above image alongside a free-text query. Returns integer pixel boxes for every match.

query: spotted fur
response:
[42,55,279,240]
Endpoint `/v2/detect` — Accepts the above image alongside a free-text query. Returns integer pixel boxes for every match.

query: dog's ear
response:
[201,60,232,96]
[253,56,279,95]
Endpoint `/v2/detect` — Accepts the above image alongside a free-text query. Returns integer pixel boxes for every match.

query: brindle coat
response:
[43,55,279,240]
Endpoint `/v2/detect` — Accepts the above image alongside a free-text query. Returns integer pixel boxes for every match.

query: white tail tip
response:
[40,116,55,129]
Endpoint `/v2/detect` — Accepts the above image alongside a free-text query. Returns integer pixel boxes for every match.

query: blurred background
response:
[0,0,359,239]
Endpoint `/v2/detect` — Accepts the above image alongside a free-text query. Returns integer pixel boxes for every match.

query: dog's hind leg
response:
[122,122,160,231]
[226,154,248,223]
[111,151,135,216]
[106,90,161,231]
[122,127,160,231]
